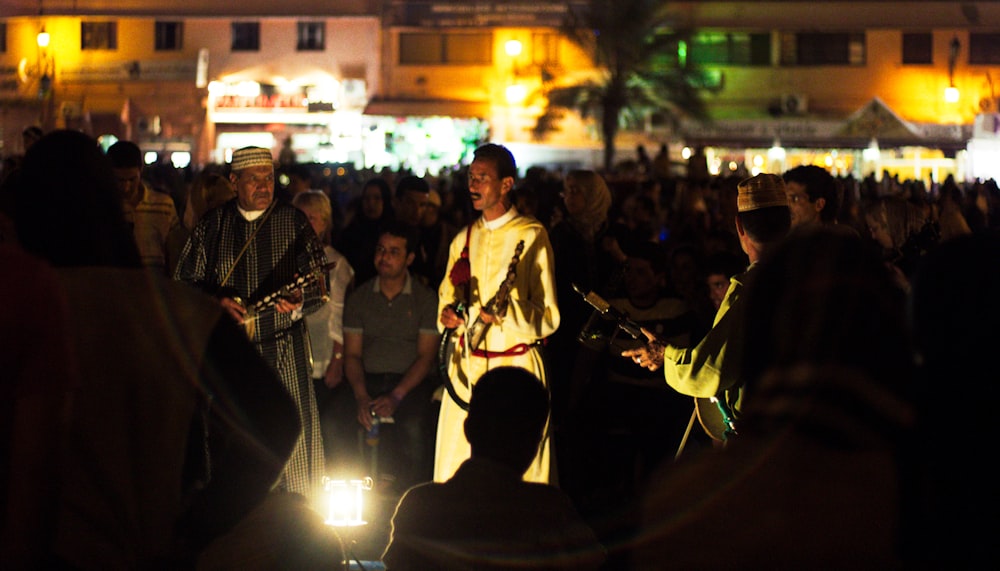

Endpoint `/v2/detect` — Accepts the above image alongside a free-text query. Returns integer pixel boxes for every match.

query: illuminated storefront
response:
[675,98,970,185]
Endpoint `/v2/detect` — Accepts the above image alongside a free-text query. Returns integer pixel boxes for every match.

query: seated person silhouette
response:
[382,366,605,570]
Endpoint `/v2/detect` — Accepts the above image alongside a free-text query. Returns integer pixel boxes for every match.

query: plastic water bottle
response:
[365,413,380,447]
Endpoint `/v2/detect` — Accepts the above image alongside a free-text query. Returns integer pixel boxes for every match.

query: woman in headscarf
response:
[546,170,620,498]
[336,176,394,286]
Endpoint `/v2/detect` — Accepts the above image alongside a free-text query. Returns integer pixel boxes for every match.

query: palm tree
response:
[536,0,716,171]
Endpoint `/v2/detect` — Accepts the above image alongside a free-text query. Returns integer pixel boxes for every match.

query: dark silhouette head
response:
[106,140,143,169]
[743,229,910,390]
[464,367,549,474]
[5,129,140,268]
[740,229,913,446]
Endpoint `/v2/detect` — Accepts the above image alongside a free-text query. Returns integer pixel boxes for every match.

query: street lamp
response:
[36,26,50,48]
[946,36,961,103]
[505,39,523,59]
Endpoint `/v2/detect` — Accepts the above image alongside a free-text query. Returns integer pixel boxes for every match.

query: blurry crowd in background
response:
[3,124,999,569]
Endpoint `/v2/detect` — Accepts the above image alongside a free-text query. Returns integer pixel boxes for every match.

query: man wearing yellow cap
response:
[623,173,790,443]
[175,146,329,498]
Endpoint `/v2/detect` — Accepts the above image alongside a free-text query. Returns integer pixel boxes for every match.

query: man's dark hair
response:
[378,218,419,255]
[395,175,429,199]
[737,206,791,245]
[8,130,141,268]
[473,143,517,181]
[464,367,549,473]
[106,140,143,169]
[783,165,839,223]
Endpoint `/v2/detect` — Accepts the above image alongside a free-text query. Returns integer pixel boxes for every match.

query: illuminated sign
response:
[209,82,340,112]
[207,81,353,124]
[62,60,197,83]
[396,1,588,27]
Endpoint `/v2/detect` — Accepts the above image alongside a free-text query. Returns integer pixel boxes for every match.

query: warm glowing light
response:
[36,28,50,48]
[863,139,881,162]
[767,144,786,162]
[505,40,523,57]
[681,147,692,160]
[323,477,373,527]
[143,152,158,165]
[944,86,960,103]
[505,84,527,105]
[171,152,192,169]
[235,81,262,98]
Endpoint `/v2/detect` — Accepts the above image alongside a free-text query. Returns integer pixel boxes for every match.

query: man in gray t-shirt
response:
[340,220,440,490]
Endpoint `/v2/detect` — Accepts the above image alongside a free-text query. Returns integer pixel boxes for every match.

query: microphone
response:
[572,283,643,339]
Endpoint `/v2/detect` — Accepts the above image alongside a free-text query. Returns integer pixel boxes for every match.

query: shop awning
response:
[363,98,490,119]
[680,97,969,151]
[837,97,923,142]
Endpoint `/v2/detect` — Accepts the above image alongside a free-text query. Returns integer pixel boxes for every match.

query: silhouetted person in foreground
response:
[632,229,914,570]
[1,130,342,569]
[907,230,1000,569]
[383,366,605,570]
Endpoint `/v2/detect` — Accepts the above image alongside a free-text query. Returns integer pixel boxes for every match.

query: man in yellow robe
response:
[436,143,560,484]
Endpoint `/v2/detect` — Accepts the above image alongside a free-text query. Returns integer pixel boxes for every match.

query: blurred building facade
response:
[1,1,1000,181]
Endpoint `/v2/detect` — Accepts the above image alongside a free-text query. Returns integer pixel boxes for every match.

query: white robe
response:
[435,208,560,483]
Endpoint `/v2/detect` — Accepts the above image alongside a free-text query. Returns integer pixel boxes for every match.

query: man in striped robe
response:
[175,146,328,499]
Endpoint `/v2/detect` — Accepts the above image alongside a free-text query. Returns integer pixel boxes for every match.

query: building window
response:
[297,22,325,51]
[969,33,1000,64]
[444,34,491,65]
[689,32,771,66]
[532,33,560,66]
[232,22,260,52]
[155,21,183,51]
[81,21,117,50]
[781,32,865,66]
[399,33,440,64]
[902,33,932,64]
[399,32,491,65]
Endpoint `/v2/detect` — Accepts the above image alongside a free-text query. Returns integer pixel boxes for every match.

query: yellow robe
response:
[435,208,560,483]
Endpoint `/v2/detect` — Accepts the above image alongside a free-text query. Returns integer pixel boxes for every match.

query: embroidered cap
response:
[230,146,274,172]
[737,173,788,212]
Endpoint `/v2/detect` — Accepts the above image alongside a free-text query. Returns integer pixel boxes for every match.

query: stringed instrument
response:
[695,395,738,442]
[439,240,525,410]
[575,284,738,442]
[236,261,335,339]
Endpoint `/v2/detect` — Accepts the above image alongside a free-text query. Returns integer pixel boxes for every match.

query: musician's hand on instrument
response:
[274,288,303,314]
[477,308,498,324]
[622,327,666,371]
[220,297,247,324]
[440,306,465,329]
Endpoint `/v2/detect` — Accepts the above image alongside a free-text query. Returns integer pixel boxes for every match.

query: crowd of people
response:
[2,127,999,569]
